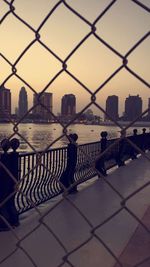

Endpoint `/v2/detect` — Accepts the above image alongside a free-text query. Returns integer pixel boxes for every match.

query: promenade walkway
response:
[0,153,150,267]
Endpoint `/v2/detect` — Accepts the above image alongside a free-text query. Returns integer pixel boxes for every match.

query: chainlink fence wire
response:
[0,0,150,266]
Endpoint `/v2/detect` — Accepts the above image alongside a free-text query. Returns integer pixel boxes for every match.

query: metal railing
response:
[0,131,149,214]
[17,132,150,213]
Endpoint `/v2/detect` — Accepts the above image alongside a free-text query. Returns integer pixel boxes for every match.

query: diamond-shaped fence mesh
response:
[0,0,150,266]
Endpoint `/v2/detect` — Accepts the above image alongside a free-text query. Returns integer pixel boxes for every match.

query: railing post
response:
[141,128,146,151]
[130,129,138,160]
[0,138,20,231]
[115,131,125,167]
[101,131,107,152]
[95,131,107,176]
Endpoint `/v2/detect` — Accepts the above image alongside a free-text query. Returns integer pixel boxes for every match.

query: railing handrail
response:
[18,132,149,157]
[18,140,101,157]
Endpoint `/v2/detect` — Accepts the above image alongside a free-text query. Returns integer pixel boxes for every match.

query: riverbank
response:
[1,120,150,128]
[99,120,150,127]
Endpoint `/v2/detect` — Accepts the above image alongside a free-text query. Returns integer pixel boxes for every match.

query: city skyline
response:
[1,84,150,122]
[0,0,149,117]
[10,88,150,118]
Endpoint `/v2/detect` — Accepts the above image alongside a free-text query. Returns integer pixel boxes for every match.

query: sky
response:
[0,0,150,118]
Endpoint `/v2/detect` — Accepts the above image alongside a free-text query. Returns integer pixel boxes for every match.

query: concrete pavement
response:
[0,154,150,267]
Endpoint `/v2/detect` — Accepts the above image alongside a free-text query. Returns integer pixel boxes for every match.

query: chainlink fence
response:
[0,0,150,266]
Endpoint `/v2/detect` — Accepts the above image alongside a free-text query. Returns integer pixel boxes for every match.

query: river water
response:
[0,123,149,152]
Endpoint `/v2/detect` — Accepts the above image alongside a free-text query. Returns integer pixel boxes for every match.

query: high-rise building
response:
[0,85,11,120]
[33,92,53,121]
[18,87,28,118]
[61,94,76,116]
[105,95,119,121]
[148,98,150,118]
[124,95,142,121]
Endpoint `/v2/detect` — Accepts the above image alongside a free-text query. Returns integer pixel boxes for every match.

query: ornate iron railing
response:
[13,131,150,213]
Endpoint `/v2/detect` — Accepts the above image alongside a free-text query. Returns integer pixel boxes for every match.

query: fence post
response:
[130,129,138,160]
[141,128,146,151]
[0,138,20,231]
[101,131,107,152]
[115,131,126,167]
[95,131,107,176]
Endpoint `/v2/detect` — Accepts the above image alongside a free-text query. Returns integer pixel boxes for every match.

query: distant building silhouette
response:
[33,92,53,121]
[61,94,76,116]
[84,109,94,121]
[105,95,119,121]
[0,85,11,121]
[18,87,28,118]
[142,98,150,121]
[124,95,142,121]
[148,98,150,118]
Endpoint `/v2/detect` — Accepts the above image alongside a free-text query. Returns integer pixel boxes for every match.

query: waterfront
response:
[0,123,149,152]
